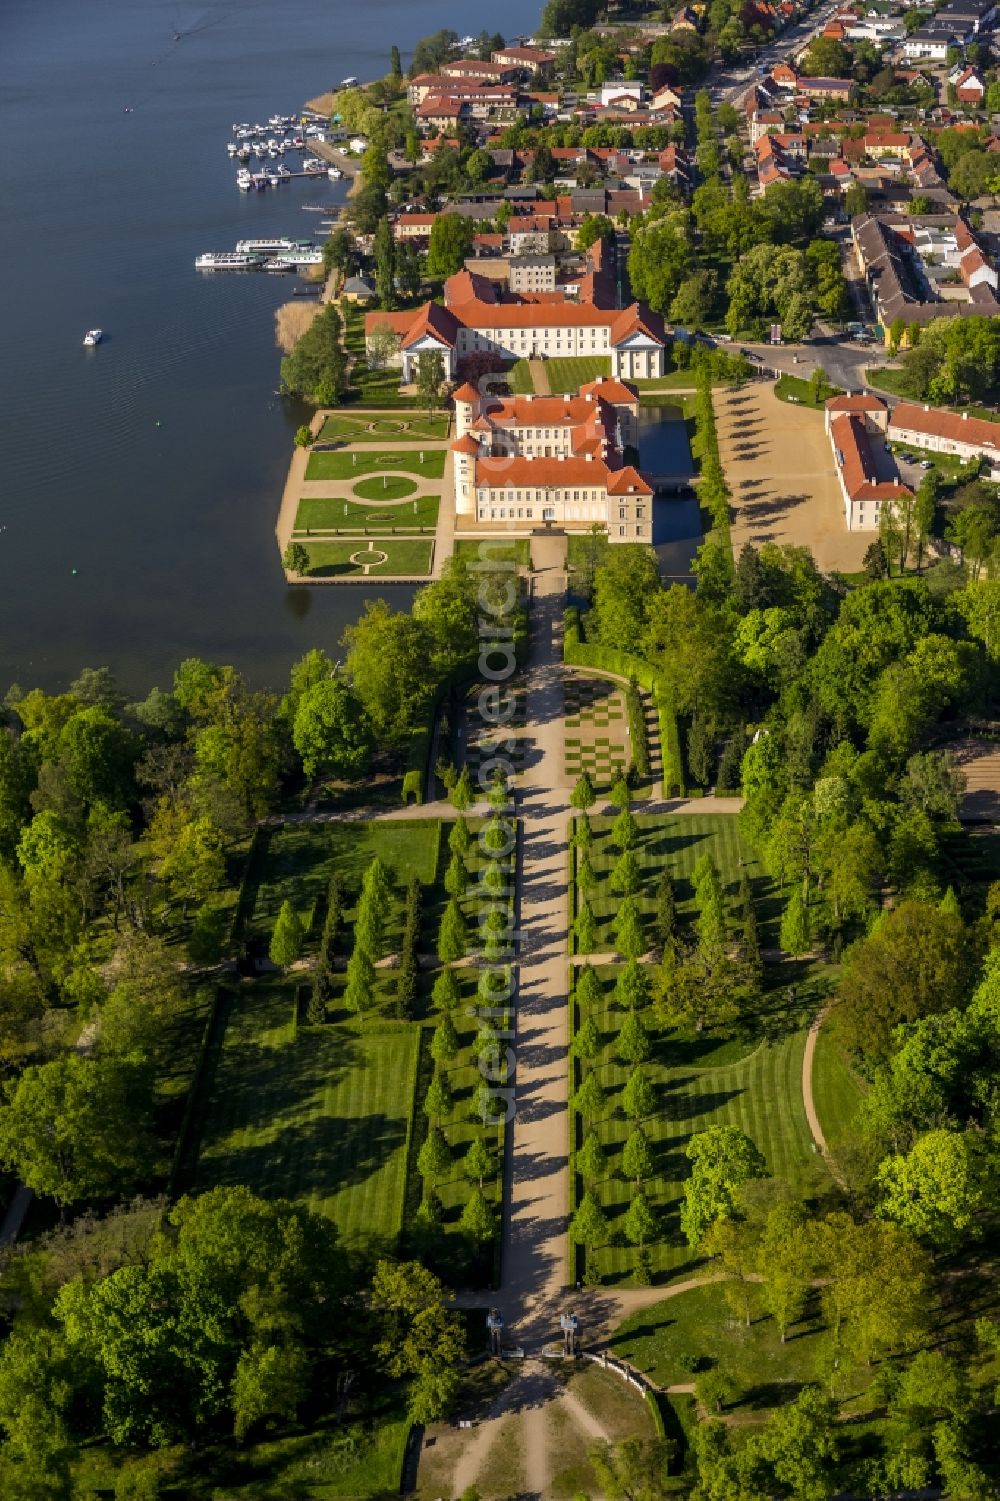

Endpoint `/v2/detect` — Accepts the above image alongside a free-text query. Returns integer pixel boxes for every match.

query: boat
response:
[237,144,251,159]
[303,158,325,174]
[265,260,291,272]
[226,142,238,155]
[195,251,264,270]
[264,170,281,187]
[251,173,268,191]
[273,247,323,267]
[327,165,343,180]
[236,168,253,191]
[83,328,102,346]
[276,163,292,180]
[340,76,359,87]
[235,237,296,253]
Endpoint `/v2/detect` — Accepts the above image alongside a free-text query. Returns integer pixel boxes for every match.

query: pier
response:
[306,139,361,177]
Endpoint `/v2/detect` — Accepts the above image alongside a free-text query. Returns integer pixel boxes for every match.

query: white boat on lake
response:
[83,328,102,346]
[195,251,264,270]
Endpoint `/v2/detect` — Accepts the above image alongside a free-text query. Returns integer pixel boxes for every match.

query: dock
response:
[306,140,361,177]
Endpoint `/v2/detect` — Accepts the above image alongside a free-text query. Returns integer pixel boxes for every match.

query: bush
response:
[625,679,650,779]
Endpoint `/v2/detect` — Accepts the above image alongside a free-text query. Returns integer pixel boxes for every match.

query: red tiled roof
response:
[825,393,888,414]
[452,382,480,403]
[831,414,911,502]
[891,402,1000,451]
[451,434,480,454]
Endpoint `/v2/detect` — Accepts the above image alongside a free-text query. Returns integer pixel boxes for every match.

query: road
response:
[709,0,849,104]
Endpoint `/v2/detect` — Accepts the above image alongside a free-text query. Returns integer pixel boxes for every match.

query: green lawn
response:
[811,1017,866,1173]
[573,963,819,1282]
[507,360,535,394]
[774,373,843,410]
[294,493,440,532]
[305,449,446,482]
[544,356,611,391]
[577,813,781,955]
[453,537,530,565]
[317,411,450,443]
[193,980,419,1247]
[302,539,434,576]
[611,1281,829,1407]
[353,475,418,501]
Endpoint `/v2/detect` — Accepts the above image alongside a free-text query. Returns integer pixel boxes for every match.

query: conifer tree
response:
[622,1126,655,1188]
[571,771,597,811]
[613,896,644,959]
[463,1136,494,1187]
[575,899,599,954]
[432,968,461,1012]
[269,900,304,969]
[418,1125,453,1189]
[449,814,472,857]
[610,848,641,896]
[344,944,375,1019]
[451,764,474,811]
[444,850,468,898]
[570,1189,608,1249]
[576,1129,608,1184]
[612,807,639,852]
[461,1186,497,1243]
[572,1070,606,1122]
[617,1008,651,1066]
[423,1071,454,1123]
[430,1011,460,1064]
[437,897,467,963]
[621,1065,656,1121]
[572,1013,602,1062]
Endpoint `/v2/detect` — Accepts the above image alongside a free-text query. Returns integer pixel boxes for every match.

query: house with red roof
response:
[450,377,654,542]
[824,394,912,530]
[364,244,669,385]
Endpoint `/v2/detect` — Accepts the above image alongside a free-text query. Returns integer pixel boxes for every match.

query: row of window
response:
[477,489,604,502]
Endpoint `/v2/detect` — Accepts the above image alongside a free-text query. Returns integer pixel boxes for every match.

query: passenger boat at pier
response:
[194,251,264,270]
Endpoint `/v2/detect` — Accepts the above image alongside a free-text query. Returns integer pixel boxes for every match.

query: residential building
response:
[491,45,557,75]
[889,402,1000,469]
[824,393,912,530]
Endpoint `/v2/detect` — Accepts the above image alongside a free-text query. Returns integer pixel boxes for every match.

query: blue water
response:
[0,0,543,693]
[637,403,695,475]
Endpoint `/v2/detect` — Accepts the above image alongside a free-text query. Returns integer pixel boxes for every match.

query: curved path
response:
[801,1007,846,1189]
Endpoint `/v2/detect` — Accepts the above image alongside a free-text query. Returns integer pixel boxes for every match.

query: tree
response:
[877,1128,992,1251]
[367,320,400,372]
[758,1202,814,1342]
[575,898,598,954]
[814,1212,932,1367]
[621,1126,654,1189]
[344,944,375,1018]
[157,813,225,917]
[623,1191,657,1252]
[576,1129,608,1184]
[431,1012,460,1065]
[269,900,303,969]
[628,211,693,315]
[463,1136,494,1187]
[613,896,644,959]
[437,897,467,963]
[572,1013,602,1062]
[451,765,474,811]
[758,1387,839,1499]
[837,900,974,1062]
[423,1071,454,1124]
[571,771,597,811]
[611,806,638,851]
[570,1189,608,1249]
[610,848,641,897]
[343,600,430,747]
[588,1438,672,1501]
[779,887,811,956]
[670,268,717,329]
[426,212,475,279]
[617,1008,651,1065]
[444,849,468,898]
[415,351,446,418]
[654,871,676,953]
[280,303,347,401]
[621,1065,656,1122]
[292,677,372,780]
[680,1126,767,1248]
[573,1070,606,1121]
[417,1126,453,1189]
[614,958,650,1012]
[373,215,396,309]
[576,212,615,251]
[370,1258,464,1423]
[460,1187,496,1244]
[0,1055,153,1210]
[283,542,309,575]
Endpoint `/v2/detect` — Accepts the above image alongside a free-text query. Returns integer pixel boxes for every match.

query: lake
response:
[0,0,543,694]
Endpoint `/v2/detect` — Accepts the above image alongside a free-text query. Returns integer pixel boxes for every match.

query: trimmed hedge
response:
[625,678,650,781]
[563,608,686,798]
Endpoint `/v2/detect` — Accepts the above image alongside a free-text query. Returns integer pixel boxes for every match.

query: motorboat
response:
[83,328,102,346]
[340,76,359,87]
[276,163,292,180]
[327,165,342,180]
[236,168,253,190]
[226,142,238,155]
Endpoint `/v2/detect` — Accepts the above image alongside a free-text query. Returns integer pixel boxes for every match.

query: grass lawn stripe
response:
[305,449,446,482]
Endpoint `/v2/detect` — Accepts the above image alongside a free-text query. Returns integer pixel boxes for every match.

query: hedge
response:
[563,608,686,798]
[624,678,650,781]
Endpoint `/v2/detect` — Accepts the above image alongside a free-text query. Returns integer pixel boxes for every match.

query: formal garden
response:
[295,538,435,577]
[316,410,451,444]
[304,448,446,483]
[294,493,440,532]
[188,814,515,1276]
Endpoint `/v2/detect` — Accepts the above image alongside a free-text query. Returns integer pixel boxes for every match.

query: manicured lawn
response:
[305,449,446,482]
[294,493,440,532]
[353,474,418,501]
[302,539,434,576]
[193,979,419,1245]
[507,359,534,394]
[317,411,450,443]
[811,1016,866,1171]
[774,373,843,410]
[573,962,819,1283]
[577,813,780,955]
[544,356,611,391]
[453,537,530,565]
[611,1280,828,1406]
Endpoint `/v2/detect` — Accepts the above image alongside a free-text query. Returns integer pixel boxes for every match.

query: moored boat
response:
[83,328,102,346]
[194,251,264,270]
